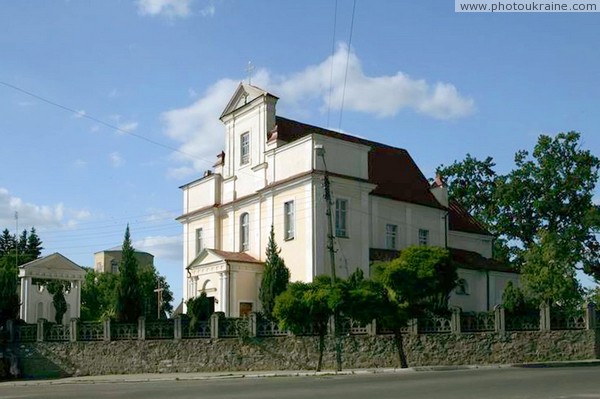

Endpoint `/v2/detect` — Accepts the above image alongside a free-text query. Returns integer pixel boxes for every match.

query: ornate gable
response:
[220,83,277,120]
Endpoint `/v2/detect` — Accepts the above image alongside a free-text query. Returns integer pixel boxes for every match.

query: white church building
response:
[177,83,518,317]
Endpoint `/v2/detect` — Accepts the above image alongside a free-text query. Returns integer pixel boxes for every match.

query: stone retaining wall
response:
[12,330,598,377]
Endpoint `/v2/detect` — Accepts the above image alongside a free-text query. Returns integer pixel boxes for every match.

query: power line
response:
[0,81,225,172]
[326,0,339,129]
[338,0,357,131]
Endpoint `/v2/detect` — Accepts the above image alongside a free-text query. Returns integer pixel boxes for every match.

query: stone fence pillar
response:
[539,302,551,331]
[367,319,377,336]
[585,302,596,330]
[103,318,111,342]
[408,318,418,335]
[69,318,78,342]
[451,307,462,335]
[210,313,219,339]
[138,317,146,340]
[36,318,45,342]
[174,316,182,340]
[248,313,257,337]
[494,305,505,335]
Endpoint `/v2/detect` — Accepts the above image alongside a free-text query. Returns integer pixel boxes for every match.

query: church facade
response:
[177,84,518,317]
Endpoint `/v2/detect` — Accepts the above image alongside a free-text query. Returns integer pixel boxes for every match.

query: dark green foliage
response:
[186,292,212,330]
[0,227,43,325]
[139,265,174,320]
[259,226,290,320]
[274,276,340,371]
[0,256,19,325]
[438,132,600,302]
[52,289,67,324]
[0,229,15,257]
[502,281,537,315]
[339,269,388,325]
[115,225,142,323]
[80,269,119,321]
[371,246,457,368]
[26,228,43,259]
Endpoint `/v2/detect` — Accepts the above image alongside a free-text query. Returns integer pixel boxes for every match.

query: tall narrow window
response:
[240,212,249,251]
[386,224,398,249]
[335,199,348,237]
[195,228,203,255]
[240,132,250,165]
[284,201,295,240]
[418,229,429,246]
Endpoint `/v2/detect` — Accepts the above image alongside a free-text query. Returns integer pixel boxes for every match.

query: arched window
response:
[240,213,249,251]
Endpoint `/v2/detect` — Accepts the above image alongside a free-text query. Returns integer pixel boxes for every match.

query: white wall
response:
[448,231,493,259]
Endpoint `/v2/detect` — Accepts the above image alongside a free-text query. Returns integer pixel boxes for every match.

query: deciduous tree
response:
[372,246,457,368]
[274,276,340,372]
[438,132,600,302]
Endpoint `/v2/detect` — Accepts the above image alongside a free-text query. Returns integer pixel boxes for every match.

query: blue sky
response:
[1,0,599,305]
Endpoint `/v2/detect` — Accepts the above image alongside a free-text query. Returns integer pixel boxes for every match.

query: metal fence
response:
[6,303,597,343]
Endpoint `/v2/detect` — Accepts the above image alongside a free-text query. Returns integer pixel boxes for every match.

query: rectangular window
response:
[195,228,203,255]
[284,201,295,240]
[335,199,348,237]
[386,224,398,249]
[419,229,429,246]
[240,132,250,165]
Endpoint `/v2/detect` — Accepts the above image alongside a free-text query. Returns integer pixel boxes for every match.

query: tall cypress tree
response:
[115,225,141,323]
[259,225,290,320]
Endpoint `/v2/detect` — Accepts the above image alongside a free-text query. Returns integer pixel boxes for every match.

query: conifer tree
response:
[115,225,142,323]
[259,225,290,320]
[0,229,15,257]
[27,227,43,259]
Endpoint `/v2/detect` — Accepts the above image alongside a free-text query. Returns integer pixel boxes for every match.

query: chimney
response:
[430,173,448,207]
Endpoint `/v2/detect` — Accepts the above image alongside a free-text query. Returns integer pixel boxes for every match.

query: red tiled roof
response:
[449,247,517,273]
[448,201,491,236]
[210,249,263,264]
[274,116,444,209]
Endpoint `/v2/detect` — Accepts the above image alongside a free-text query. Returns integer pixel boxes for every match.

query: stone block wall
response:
[12,329,598,377]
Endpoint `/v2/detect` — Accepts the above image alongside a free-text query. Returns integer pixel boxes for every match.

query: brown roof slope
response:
[210,249,263,264]
[448,200,491,236]
[274,116,443,209]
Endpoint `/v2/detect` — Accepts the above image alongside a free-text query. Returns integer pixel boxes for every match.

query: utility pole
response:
[315,144,342,371]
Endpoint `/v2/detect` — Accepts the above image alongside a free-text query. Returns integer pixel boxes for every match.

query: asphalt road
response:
[2,367,600,399]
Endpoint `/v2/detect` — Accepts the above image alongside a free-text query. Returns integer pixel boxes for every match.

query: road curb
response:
[2,360,599,386]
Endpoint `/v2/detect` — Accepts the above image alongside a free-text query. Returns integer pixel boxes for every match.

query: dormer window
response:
[240,132,250,165]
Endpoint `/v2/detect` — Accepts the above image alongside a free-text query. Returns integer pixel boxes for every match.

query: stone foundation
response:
[11,330,598,378]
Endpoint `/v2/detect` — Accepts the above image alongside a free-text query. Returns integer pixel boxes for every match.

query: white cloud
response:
[199,4,215,17]
[73,109,86,119]
[134,235,182,261]
[162,78,239,178]
[142,208,178,223]
[110,115,139,134]
[109,151,124,168]
[136,0,192,18]
[0,188,90,230]
[73,159,87,168]
[160,44,474,178]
